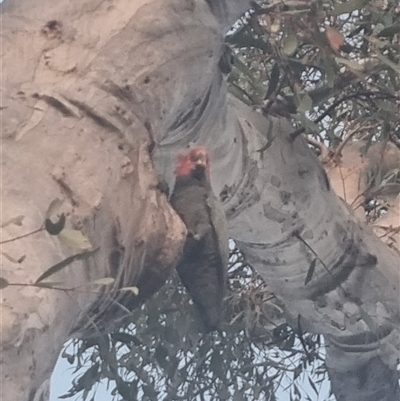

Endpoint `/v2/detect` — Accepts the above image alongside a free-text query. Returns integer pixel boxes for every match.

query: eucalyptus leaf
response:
[2,252,24,264]
[90,277,115,286]
[335,57,364,71]
[358,305,378,332]
[331,0,369,16]
[35,248,98,283]
[265,63,280,99]
[59,229,92,250]
[34,281,66,289]
[119,286,140,296]
[378,24,400,38]
[298,94,313,113]
[305,259,317,285]
[283,33,298,56]
[375,52,400,75]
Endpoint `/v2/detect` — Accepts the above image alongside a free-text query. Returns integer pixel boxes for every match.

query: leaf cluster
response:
[60,247,330,401]
[227,0,400,151]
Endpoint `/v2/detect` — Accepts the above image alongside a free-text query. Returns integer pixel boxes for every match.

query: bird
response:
[170,146,229,331]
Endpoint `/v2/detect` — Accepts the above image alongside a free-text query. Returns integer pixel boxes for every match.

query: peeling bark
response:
[1,1,399,400]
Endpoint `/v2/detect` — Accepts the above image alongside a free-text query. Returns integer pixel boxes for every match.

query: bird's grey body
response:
[170,164,229,331]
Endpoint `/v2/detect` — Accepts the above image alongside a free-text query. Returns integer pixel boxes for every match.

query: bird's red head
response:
[174,146,210,179]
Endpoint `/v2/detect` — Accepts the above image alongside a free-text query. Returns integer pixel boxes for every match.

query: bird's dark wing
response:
[170,176,229,331]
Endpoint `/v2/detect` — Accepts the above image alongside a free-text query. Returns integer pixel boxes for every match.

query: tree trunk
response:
[1,1,399,400]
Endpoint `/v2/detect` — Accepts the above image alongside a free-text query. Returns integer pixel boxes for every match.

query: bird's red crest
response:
[174,146,210,178]
[174,153,193,177]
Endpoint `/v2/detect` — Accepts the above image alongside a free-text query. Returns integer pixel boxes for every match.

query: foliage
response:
[227,0,400,152]
[60,247,330,401]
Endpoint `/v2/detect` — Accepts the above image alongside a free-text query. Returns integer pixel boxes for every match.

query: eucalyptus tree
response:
[1,1,399,400]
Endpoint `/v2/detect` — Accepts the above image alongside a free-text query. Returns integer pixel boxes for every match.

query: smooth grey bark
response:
[1,1,399,400]
[326,340,400,401]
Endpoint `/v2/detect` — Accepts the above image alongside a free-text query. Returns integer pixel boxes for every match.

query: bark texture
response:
[1,0,399,400]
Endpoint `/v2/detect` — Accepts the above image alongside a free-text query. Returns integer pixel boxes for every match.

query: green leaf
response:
[59,229,92,250]
[233,390,244,401]
[335,57,364,71]
[299,114,320,134]
[2,251,25,264]
[228,84,254,105]
[375,52,400,75]
[111,332,142,346]
[378,24,400,38]
[75,362,100,392]
[61,348,75,365]
[58,392,74,399]
[308,375,319,395]
[142,383,158,400]
[34,281,65,289]
[154,345,169,369]
[210,351,225,378]
[266,63,280,99]
[331,0,369,16]
[90,277,115,286]
[304,259,317,285]
[233,56,256,83]
[321,56,336,87]
[298,94,313,113]
[358,305,378,332]
[365,36,386,49]
[293,364,303,380]
[119,286,140,296]
[35,248,98,283]
[283,33,298,56]
[0,277,9,289]
[226,30,269,51]
[282,9,310,15]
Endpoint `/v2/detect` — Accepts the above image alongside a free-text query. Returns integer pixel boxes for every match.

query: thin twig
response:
[297,315,313,364]
[305,137,330,160]
[334,121,376,158]
[263,69,289,115]
[293,231,352,301]
[7,282,103,294]
[290,91,398,141]
[0,227,44,244]
[338,164,347,203]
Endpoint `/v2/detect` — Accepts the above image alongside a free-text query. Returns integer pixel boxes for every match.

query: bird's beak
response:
[192,150,208,169]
